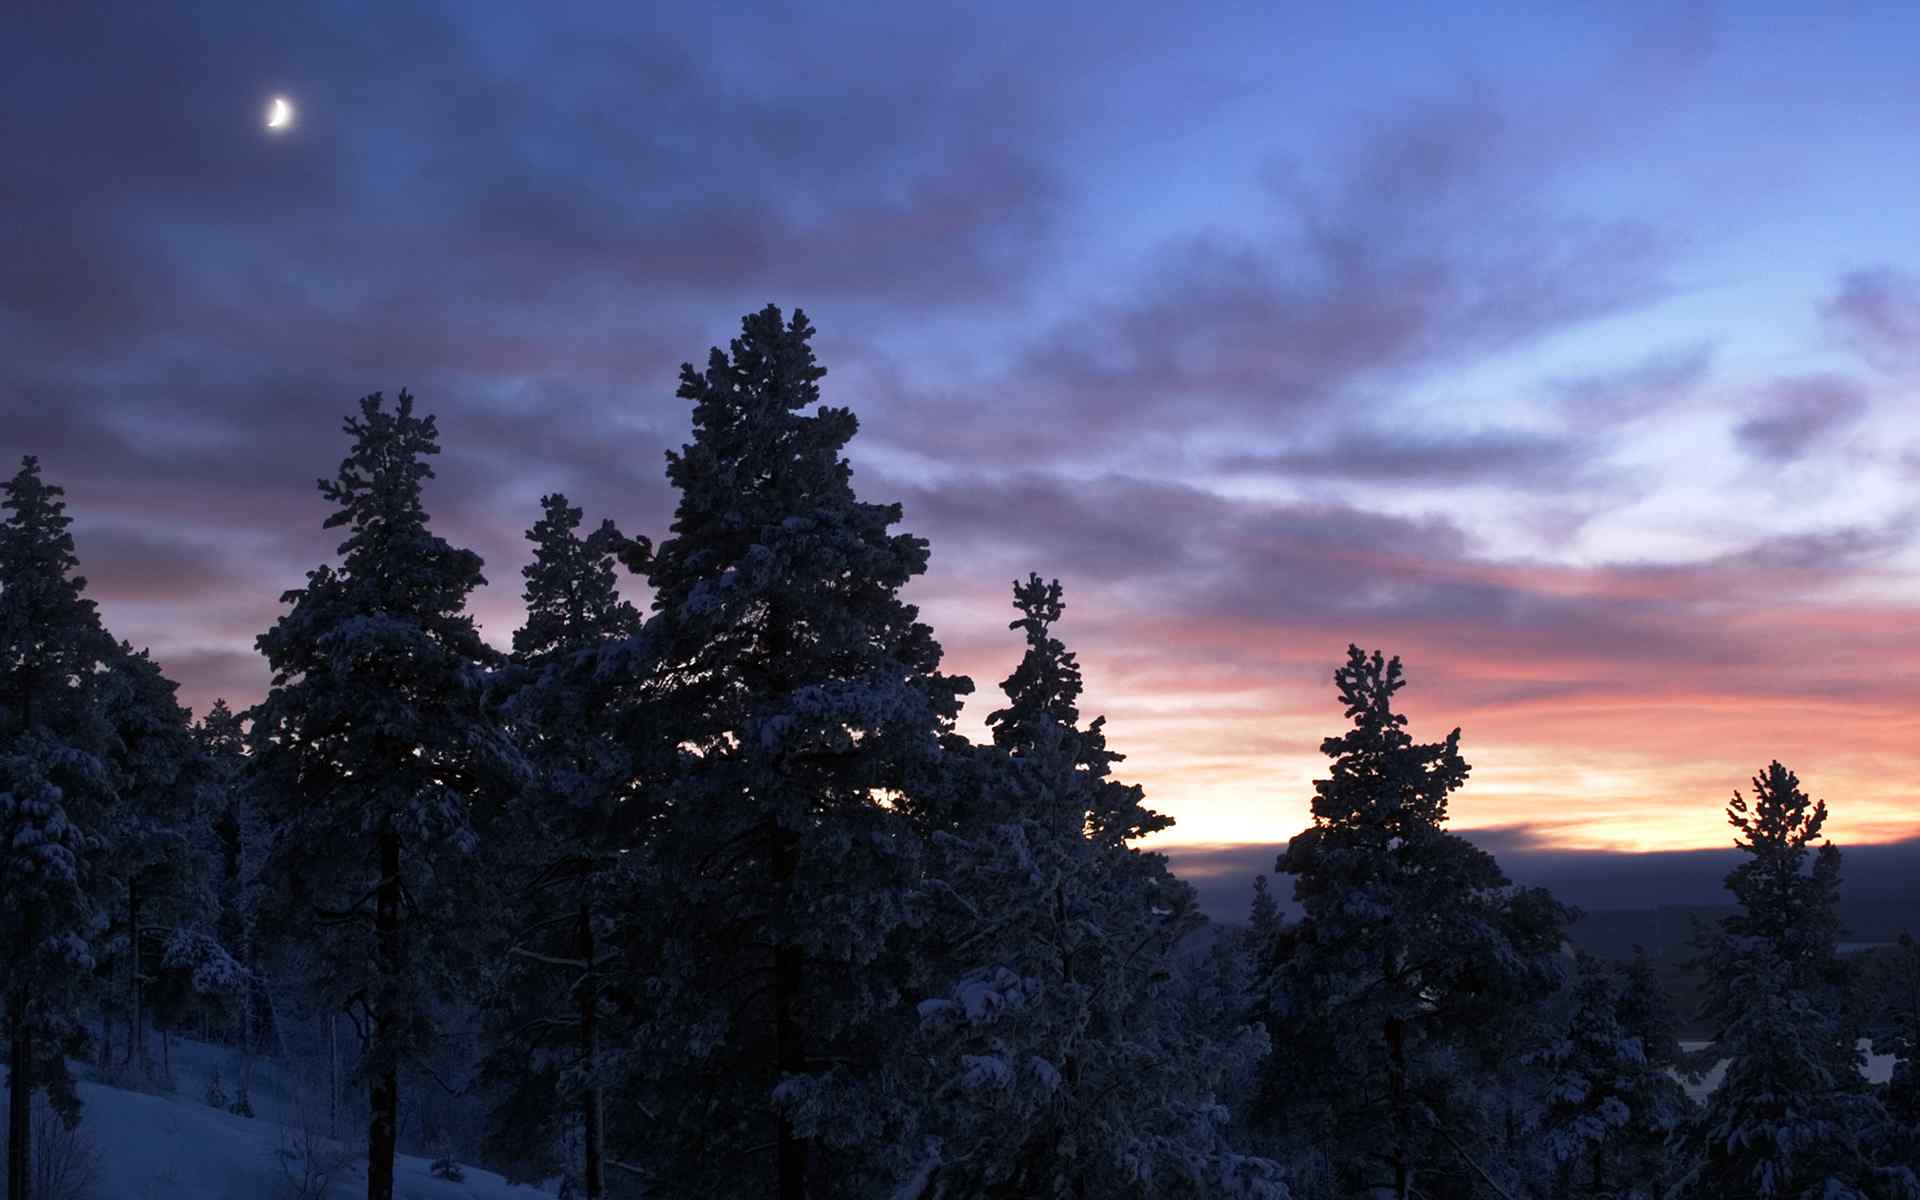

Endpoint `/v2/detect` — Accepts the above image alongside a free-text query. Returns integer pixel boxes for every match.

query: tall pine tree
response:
[1677,763,1914,1199]
[97,643,232,1079]
[1260,647,1571,1200]
[0,457,121,1200]
[1868,933,1920,1135]
[481,492,649,1199]
[197,698,265,1049]
[1529,952,1692,1199]
[247,393,523,1200]
[619,305,969,1198]
[901,575,1280,1199]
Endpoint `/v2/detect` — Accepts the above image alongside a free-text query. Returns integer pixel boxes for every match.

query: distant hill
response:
[1167,836,1920,939]
[1568,898,1920,963]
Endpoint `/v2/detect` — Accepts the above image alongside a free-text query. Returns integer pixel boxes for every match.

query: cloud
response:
[67,523,247,604]
[866,90,1674,466]
[1733,374,1869,462]
[1825,268,1920,373]
[1550,342,1715,427]
[902,470,1914,710]
[1217,428,1596,490]
[897,472,1471,595]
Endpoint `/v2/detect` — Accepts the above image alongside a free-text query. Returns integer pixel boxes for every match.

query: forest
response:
[3,304,1916,1200]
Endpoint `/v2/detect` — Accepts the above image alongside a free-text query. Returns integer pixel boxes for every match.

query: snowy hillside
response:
[43,1038,553,1200]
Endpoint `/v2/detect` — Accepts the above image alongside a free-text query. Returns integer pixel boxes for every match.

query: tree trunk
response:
[367,822,402,1200]
[329,1013,338,1141]
[1386,1016,1410,1200]
[579,899,604,1200]
[1055,881,1084,1200]
[127,878,144,1075]
[760,601,810,1199]
[10,903,38,1200]
[771,819,806,1200]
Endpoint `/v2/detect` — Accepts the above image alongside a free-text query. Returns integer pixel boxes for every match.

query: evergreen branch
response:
[1432,1122,1525,1200]
[507,947,590,971]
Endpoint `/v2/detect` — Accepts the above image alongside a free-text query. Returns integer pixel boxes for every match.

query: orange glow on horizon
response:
[924,571,1920,859]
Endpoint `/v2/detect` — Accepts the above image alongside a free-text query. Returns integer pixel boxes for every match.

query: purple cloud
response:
[1551,342,1715,427]
[865,91,1674,467]
[1217,428,1597,490]
[1733,374,1869,462]
[1825,268,1920,373]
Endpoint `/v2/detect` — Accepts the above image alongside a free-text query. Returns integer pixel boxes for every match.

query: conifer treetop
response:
[983,573,1167,841]
[260,390,491,682]
[1719,759,1845,979]
[987,574,1096,762]
[652,304,914,608]
[1310,644,1468,832]
[196,698,244,755]
[2,455,84,583]
[645,302,965,741]
[1727,760,1827,859]
[514,492,645,661]
[315,390,484,621]
[251,388,513,839]
[0,456,108,691]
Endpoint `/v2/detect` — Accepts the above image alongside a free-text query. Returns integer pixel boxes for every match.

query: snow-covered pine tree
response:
[1247,874,1280,955]
[247,393,525,1200]
[619,305,970,1198]
[1676,763,1915,1199]
[1260,646,1571,1200]
[0,456,119,1200]
[1529,952,1692,1199]
[1616,947,1685,1082]
[901,574,1281,1199]
[96,643,236,1079]
[480,492,650,1200]
[196,698,267,1049]
[1868,933,1920,1133]
[511,492,646,662]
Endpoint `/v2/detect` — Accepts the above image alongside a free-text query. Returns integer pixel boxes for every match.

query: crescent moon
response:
[266,96,294,131]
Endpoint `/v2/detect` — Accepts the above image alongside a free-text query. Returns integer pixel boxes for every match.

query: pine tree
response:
[901,575,1280,1199]
[247,393,524,1200]
[197,699,264,1049]
[1868,933,1920,1131]
[481,492,650,1199]
[1678,763,1915,1199]
[1722,762,1848,988]
[620,305,970,1198]
[1261,646,1571,1200]
[0,458,123,1200]
[511,492,646,661]
[96,643,233,1080]
[985,575,1170,844]
[1247,875,1281,968]
[1530,953,1692,1199]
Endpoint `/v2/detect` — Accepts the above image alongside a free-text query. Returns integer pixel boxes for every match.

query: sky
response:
[6,2,1919,872]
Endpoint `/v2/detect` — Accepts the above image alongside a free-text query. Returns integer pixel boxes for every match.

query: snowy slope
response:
[56,1037,554,1200]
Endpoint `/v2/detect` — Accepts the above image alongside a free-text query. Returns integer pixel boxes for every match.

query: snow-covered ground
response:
[1676,1038,1896,1104]
[48,1037,553,1199]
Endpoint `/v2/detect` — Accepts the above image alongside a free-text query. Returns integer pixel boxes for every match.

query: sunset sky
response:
[6,3,1917,867]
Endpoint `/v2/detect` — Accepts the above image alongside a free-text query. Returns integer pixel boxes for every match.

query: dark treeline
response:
[3,304,1917,1200]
